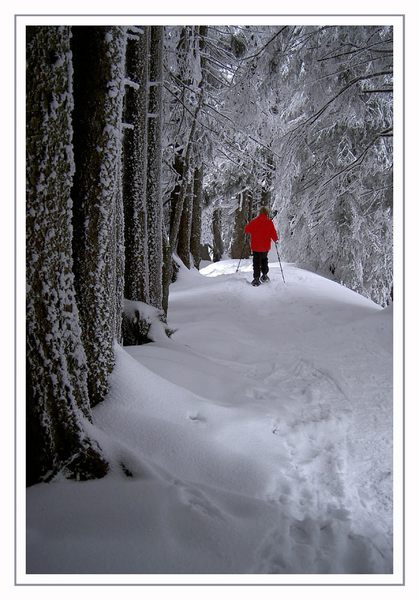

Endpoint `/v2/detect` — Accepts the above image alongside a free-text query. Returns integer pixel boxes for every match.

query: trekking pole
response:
[275,241,286,284]
[235,235,248,273]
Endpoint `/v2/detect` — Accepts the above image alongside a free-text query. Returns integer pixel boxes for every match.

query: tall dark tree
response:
[190,166,204,268]
[123,27,150,304]
[26,26,108,485]
[177,180,193,268]
[165,27,208,279]
[230,190,252,259]
[146,26,164,309]
[71,26,127,406]
[212,207,224,262]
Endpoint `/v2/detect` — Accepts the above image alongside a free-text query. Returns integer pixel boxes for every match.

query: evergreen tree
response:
[123,26,150,303]
[71,26,127,405]
[177,178,194,268]
[212,207,224,262]
[204,25,393,304]
[26,26,108,484]
[190,166,204,268]
[146,26,164,309]
[230,190,253,259]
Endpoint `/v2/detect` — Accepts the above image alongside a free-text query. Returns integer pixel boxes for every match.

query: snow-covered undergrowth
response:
[27,253,393,576]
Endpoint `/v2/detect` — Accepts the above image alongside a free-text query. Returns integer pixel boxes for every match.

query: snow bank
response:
[27,259,393,578]
[122,298,169,344]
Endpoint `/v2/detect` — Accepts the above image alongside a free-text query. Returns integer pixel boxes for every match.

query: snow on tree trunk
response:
[212,207,224,262]
[190,166,203,269]
[26,26,108,484]
[260,149,274,211]
[123,26,150,304]
[71,26,127,406]
[161,221,172,315]
[113,129,125,344]
[230,191,252,259]
[146,26,164,309]
[168,27,206,262]
[197,26,392,305]
[168,151,185,247]
[177,179,193,268]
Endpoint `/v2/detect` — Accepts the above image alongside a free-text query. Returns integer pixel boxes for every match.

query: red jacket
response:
[244,214,278,252]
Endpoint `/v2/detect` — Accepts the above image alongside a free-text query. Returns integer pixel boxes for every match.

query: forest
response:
[26,24,393,487]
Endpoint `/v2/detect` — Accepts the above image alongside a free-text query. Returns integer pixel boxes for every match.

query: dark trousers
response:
[252,251,269,279]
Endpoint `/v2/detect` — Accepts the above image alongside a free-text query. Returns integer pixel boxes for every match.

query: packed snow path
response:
[27,256,393,576]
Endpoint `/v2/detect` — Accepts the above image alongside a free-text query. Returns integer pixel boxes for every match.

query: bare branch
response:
[242,27,287,62]
[317,37,393,62]
[361,88,393,94]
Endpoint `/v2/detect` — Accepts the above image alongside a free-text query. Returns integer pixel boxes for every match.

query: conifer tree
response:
[123,26,150,304]
[26,26,108,484]
[190,166,204,268]
[146,26,164,309]
[71,26,127,405]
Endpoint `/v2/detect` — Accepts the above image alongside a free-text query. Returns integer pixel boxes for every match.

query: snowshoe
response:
[261,275,270,283]
[251,278,261,286]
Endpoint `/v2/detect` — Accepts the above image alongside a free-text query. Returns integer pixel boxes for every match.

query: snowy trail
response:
[164,259,391,573]
[26,257,393,575]
[128,259,391,572]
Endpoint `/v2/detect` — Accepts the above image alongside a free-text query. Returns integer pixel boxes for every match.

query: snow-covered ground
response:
[26,254,393,578]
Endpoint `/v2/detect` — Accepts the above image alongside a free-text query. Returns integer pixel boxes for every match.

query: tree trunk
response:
[169,26,207,260]
[113,136,125,344]
[212,207,224,262]
[168,119,201,259]
[162,150,184,315]
[123,27,150,303]
[177,179,193,268]
[71,26,127,406]
[260,149,275,210]
[190,166,203,269]
[168,151,185,245]
[26,26,108,484]
[161,222,172,315]
[146,26,164,309]
[230,190,252,259]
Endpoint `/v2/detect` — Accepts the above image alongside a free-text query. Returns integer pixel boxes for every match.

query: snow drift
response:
[26,256,393,577]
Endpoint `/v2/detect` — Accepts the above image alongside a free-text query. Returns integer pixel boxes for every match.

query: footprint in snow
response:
[252,510,385,574]
[177,485,225,521]
[188,412,207,424]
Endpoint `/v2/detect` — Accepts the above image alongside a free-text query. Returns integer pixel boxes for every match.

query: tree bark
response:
[212,207,224,262]
[146,26,164,309]
[123,27,150,304]
[71,26,127,406]
[169,26,207,260]
[260,149,275,210]
[161,222,172,315]
[230,190,252,259]
[26,26,108,484]
[177,179,193,268]
[190,166,204,269]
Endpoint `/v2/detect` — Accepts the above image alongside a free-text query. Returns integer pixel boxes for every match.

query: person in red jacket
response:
[244,207,278,286]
